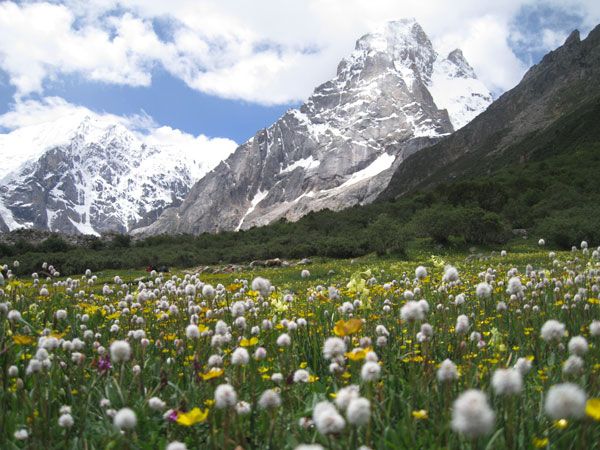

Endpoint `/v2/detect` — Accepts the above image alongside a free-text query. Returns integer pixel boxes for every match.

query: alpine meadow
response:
[1,2,600,449]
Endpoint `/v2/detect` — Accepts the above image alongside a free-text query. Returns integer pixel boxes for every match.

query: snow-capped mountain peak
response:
[350,18,437,82]
[333,18,492,130]
[429,49,493,130]
[140,19,493,236]
[445,49,476,78]
[0,114,236,234]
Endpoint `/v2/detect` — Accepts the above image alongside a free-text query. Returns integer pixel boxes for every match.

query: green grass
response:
[1,247,600,449]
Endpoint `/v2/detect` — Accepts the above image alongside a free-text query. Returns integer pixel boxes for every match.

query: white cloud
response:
[143,125,238,168]
[0,0,598,104]
[0,96,238,175]
[0,96,155,131]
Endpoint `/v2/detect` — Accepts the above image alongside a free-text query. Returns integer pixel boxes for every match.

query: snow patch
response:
[428,56,493,130]
[236,189,268,231]
[280,156,321,174]
[0,199,21,231]
[68,217,100,236]
[338,153,396,189]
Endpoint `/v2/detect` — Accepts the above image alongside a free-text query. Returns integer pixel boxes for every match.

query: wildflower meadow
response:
[1,243,600,449]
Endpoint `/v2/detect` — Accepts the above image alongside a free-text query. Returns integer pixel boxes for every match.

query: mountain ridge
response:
[0,114,235,234]
[380,23,600,199]
[138,18,491,236]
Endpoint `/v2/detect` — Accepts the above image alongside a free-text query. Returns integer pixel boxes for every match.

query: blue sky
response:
[0,0,598,145]
[0,70,296,143]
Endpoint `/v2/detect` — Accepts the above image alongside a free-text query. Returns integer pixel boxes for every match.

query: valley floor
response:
[1,247,600,449]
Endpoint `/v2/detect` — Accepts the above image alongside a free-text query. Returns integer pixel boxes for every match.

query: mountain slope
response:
[0,115,235,235]
[380,25,600,199]
[140,19,492,235]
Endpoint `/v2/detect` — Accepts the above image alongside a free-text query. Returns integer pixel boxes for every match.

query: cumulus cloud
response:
[0,96,238,175]
[0,96,155,131]
[0,0,598,104]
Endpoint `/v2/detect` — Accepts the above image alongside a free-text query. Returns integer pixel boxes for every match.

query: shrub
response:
[536,207,600,249]
[367,214,411,257]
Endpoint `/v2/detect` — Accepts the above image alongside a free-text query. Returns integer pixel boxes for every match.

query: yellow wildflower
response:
[13,335,35,345]
[200,368,224,381]
[586,398,600,421]
[553,419,568,430]
[333,318,363,337]
[240,337,258,347]
[176,408,209,426]
[412,410,428,420]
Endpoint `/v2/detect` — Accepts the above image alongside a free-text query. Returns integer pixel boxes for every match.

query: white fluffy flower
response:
[148,397,166,411]
[323,337,346,360]
[476,283,492,298]
[415,266,428,280]
[7,310,21,322]
[258,389,281,410]
[568,336,589,356]
[271,373,284,383]
[506,276,523,296]
[202,284,216,299]
[346,397,370,426]
[420,323,433,338]
[58,413,74,428]
[360,361,381,382]
[110,340,131,363]
[562,355,584,375]
[231,347,250,366]
[113,408,137,430]
[215,384,238,409]
[590,320,600,336]
[208,354,223,367]
[8,365,18,377]
[334,385,360,411]
[185,324,200,339]
[514,357,533,376]
[491,369,522,395]
[443,266,459,283]
[455,315,469,334]
[235,401,252,415]
[14,429,28,440]
[313,401,345,435]
[437,359,458,383]
[451,390,495,438]
[293,369,310,383]
[544,383,587,419]
[540,320,566,342]
[276,333,291,347]
[254,347,267,360]
[251,277,272,297]
[166,441,188,450]
[400,301,425,322]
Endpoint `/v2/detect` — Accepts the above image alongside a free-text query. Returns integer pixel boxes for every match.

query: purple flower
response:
[98,355,112,373]
[167,410,179,422]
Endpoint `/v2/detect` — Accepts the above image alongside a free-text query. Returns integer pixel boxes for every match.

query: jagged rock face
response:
[0,116,229,235]
[141,19,492,235]
[380,25,600,199]
[0,215,8,233]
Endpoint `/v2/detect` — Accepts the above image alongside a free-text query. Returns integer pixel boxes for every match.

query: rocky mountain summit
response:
[140,19,492,235]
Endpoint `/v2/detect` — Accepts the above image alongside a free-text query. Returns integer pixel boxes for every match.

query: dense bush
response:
[367,214,411,257]
[535,207,600,249]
